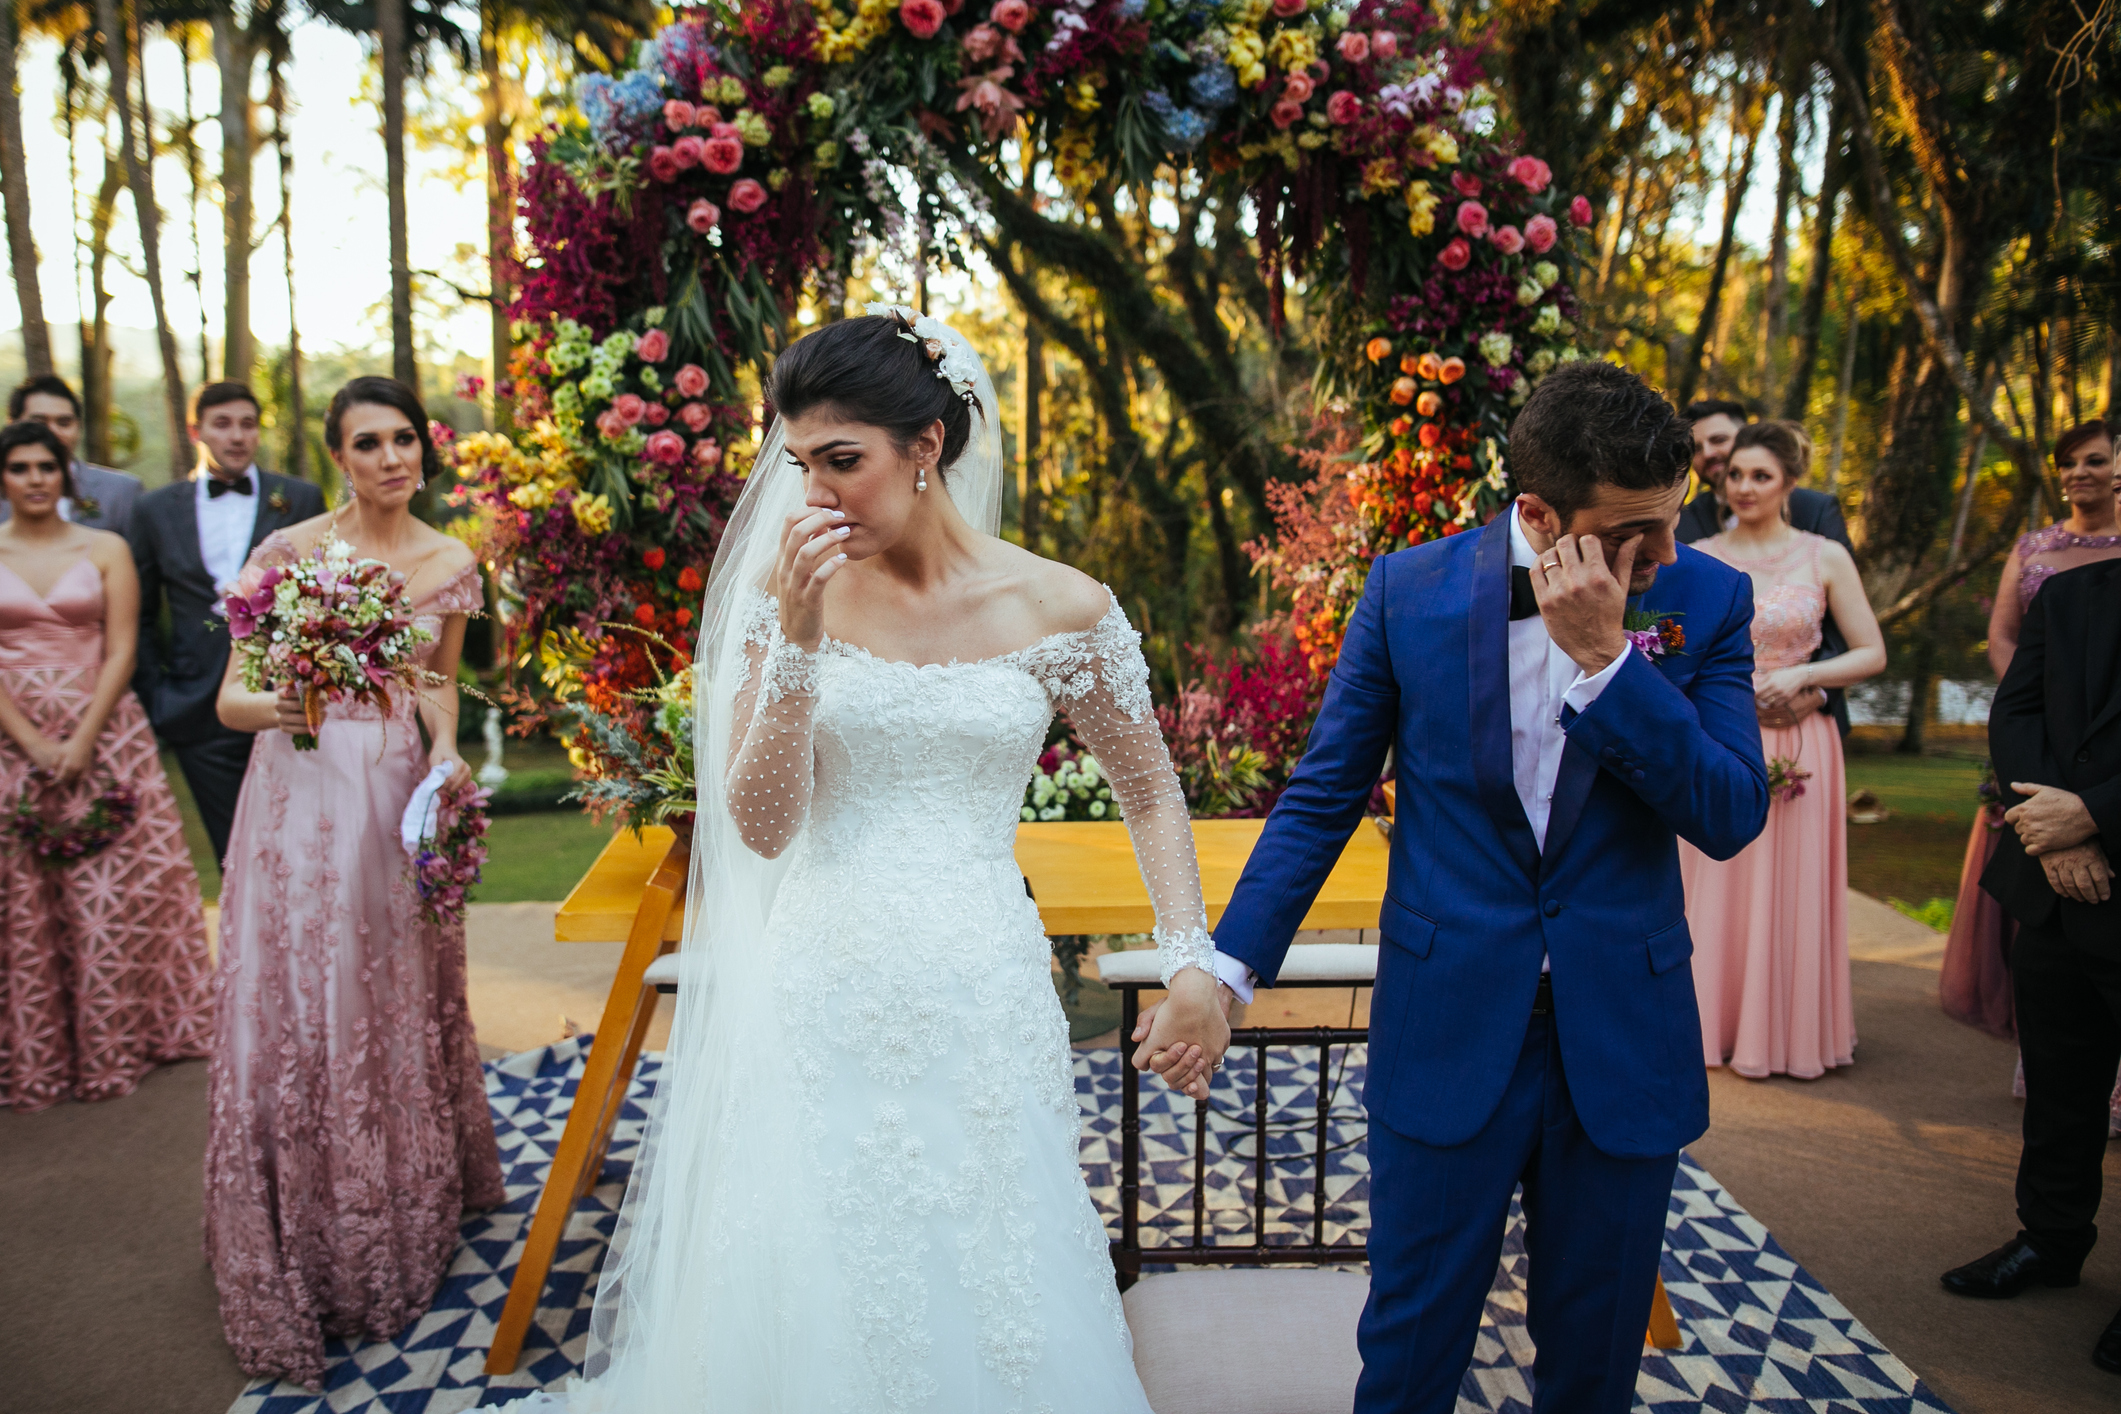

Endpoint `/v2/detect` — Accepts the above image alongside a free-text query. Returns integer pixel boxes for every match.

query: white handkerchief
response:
[400,761,458,859]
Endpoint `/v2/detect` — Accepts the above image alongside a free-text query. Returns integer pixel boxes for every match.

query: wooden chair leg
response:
[1646,1273,1682,1349]
[485,840,690,1376]
[574,970,665,1201]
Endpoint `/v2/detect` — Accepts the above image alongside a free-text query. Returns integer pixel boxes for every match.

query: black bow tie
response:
[1509,565,1541,621]
[207,474,254,499]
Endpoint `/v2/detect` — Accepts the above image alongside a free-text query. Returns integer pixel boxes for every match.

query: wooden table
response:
[483,817,1678,1373]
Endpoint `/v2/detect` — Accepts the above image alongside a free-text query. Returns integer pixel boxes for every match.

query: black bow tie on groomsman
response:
[1509,565,1542,621]
[207,473,254,499]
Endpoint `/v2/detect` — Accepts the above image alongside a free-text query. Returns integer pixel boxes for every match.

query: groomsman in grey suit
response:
[127,381,324,869]
[0,375,143,534]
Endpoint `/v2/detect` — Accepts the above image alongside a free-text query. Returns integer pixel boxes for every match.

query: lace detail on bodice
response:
[2017,523,2121,605]
[1697,530,1826,674]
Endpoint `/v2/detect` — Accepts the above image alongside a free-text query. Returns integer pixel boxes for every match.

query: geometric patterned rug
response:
[227,1037,1954,1413]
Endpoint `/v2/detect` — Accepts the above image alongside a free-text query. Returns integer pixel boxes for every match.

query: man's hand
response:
[1130,968,1232,1101]
[1530,532,1636,676]
[2006,783,2099,856]
[2038,839,2113,905]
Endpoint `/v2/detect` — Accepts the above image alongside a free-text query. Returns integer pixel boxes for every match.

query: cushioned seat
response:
[1125,1268,1368,1413]
[1096,943,1378,985]
[643,952,681,990]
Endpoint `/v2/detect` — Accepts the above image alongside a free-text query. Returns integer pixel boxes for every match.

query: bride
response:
[505,307,1232,1411]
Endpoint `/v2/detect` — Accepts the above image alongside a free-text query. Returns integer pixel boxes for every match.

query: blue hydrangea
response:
[651,22,703,77]
[1142,90,1178,123]
[616,70,664,124]
[1163,107,1211,150]
[579,73,620,142]
[1117,0,1148,15]
[1187,64,1237,111]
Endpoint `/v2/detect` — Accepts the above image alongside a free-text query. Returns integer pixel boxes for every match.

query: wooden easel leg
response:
[485,841,689,1376]
[1646,1273,1682,1349]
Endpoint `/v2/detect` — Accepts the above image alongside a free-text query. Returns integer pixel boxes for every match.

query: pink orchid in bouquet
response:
[411,777,493,927]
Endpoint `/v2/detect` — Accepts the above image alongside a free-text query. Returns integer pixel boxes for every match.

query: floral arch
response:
[450,0,1596,801]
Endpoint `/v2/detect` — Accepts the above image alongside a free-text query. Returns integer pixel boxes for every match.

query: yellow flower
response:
[1228,29,1267,87]
[1266,26,1318,74]
[1361,158,1402,196]
[1052,123,1106,194]
[1405,181,1439,236]
[509,480,554,510]
[571,492,614,536]
[1415,125,1459,166]
[814,0,894,63]
[1066,75,1103,114]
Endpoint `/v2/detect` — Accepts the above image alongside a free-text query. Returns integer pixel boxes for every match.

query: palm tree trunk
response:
[1780,106,1845,418]
[211,7,257,382]
[479,0,513,431]
[1762,90,1799,400]
[1674,97,1760,408]
[180,24,211,384]
[0,0,53,376]
[379,0,415,388]
[1020,319,1043,548]
[268,38,305,477]
[1824,283,1860,495]
[83,153,123,464]
[100,0,191,475]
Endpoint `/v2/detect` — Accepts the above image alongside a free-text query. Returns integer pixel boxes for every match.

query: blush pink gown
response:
[1680,531,1856,1079]
[202,532,504,1388]
[0,554,212,1111]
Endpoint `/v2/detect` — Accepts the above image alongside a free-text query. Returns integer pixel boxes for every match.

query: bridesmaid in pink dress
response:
[1680,421,1887,1078]
[0,420,211,1111]
[202,378,503,1387]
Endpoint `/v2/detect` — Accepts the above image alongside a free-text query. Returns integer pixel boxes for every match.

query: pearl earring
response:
[916,464,928,492]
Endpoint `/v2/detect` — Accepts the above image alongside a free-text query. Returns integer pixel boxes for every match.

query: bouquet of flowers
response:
[1021,739,1119,822]
[1766,755,1812,805]
[560,623,699,835]
[411,777,493,927]
[222,538,436,750]
[7,769,140,869]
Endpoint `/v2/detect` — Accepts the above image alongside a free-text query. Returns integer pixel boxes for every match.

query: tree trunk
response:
[1825,284,1860,493]
[1897,606,1937,755]
[1020,317,1043,549]
[212,9,257,382]
[268,40,305,478]
[0,0,52,376]
[1595,158,1634,298]
[1762,90,1799,402]
[82,154,123,464]
[379,0,415,388]
[1781,104,1845,418]
[180,24,209,384]
[480,0,513,431]
[100,0,192,476]
[1674,102,1760,407]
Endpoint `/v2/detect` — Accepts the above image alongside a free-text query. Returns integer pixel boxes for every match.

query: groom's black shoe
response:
[2095,1306,2121,1374]
[1941,1235,2083,1298]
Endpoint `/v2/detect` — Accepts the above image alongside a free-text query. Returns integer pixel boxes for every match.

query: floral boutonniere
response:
[1622,607,1685,663]
[71,494,102,521]
[267,489,290,514]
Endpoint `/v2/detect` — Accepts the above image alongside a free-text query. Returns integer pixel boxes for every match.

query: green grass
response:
[1841,746,1985,926]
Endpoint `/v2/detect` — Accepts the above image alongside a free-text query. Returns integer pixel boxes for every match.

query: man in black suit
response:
[127,381,325,869]
[1677,398,1856,736]
[1941,557,2121,1375]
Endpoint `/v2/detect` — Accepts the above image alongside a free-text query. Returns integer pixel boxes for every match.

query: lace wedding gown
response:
[507,587,1213,1413]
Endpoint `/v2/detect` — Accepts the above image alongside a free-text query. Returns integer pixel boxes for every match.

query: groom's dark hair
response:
[1509,361,1691,522]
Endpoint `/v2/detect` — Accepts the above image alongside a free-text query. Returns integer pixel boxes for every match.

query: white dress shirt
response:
[195,464,263,596]
[1211,506,1626,1003]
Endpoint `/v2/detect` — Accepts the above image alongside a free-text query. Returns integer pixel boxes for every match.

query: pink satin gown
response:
[1680,531,1856,1079]
[0,554,212,1111]
[202,532,504,1388]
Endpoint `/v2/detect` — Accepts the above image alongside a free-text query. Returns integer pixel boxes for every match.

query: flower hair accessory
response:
[865,302,982,409]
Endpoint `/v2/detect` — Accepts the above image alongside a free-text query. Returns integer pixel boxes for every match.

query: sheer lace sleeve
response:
[723,588,821,860]
[1036,593,1217,986]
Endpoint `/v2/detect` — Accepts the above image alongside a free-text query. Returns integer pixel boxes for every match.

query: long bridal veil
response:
[565,309,1003,1408]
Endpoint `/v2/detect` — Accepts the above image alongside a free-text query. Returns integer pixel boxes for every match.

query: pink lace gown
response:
[0,555,212,1111]
[1679,531,1856,1079]
[202,532,504,1388]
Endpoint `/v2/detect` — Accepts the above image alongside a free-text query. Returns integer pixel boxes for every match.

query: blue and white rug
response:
[227,1038,1952,1413]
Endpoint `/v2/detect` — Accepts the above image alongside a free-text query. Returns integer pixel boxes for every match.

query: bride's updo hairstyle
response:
[766,314,978,477]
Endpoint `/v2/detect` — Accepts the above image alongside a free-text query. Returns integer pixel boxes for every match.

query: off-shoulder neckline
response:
[769,586,1127,673]
[259,528,480,606]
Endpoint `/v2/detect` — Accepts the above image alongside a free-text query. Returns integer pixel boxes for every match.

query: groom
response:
[1146,361,1768,1411]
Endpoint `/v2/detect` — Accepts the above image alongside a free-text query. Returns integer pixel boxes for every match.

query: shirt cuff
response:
[1211,948,1257,1004]
[1562,646,1629,714]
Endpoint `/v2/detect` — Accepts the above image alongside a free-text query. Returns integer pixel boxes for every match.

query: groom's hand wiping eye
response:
[1529,532,1636,676]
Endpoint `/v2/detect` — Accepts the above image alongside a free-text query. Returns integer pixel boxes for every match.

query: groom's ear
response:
[1515,493,1561,541]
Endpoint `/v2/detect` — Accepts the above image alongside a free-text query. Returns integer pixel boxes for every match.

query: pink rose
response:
[647,146,682,183]
[695,104,722,126]
[644,429,688,466]
[1507,155,1552,192]
[1283,72,1315,103]
[991,0,1030,31]
[1438,237,1472,271]
[702,135,743,175]
[1524,213,1558,253]
[1326,90,1362,125]
[963,21,1002,61]
[1490,224,1525,255]
[612,393,648,426]
[1335,30,1370,62]
[1451,171,1482,197]
[663,100,696,131]
[1569,194,1594,227]
[679,401,713,433]
[1271,0,1305,15]
[1454,200,1488,238]
[1371,30,1399,59]
[672,135,705,169]
[686,198,722,234]
[900,0,946,38]
[693,438,723,468]
[727,178,767,214]
[595,408,629,440]
[1271,98,1305,130]
[674,364,710,399]
[635,328,670,363]
[644,403,669,426]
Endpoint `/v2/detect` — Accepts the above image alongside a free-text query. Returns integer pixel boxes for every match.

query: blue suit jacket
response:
[1216,514,1769,1159]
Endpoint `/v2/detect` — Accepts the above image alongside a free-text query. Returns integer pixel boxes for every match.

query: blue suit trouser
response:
[1355,1009,1677,1413]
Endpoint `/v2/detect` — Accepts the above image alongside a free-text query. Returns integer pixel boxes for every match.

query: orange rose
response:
[1389,416,1413,436]
[1416,391,1443,417]
[1399,352,1421,375]
[1416,352,1443,381]
[1438,356,1467,384]
[1418,422,1443,448]
[1366,337,1393,364]
[1390,376,1418,405]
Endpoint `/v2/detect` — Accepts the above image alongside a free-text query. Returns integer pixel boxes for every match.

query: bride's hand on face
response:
[775,508,853,650]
